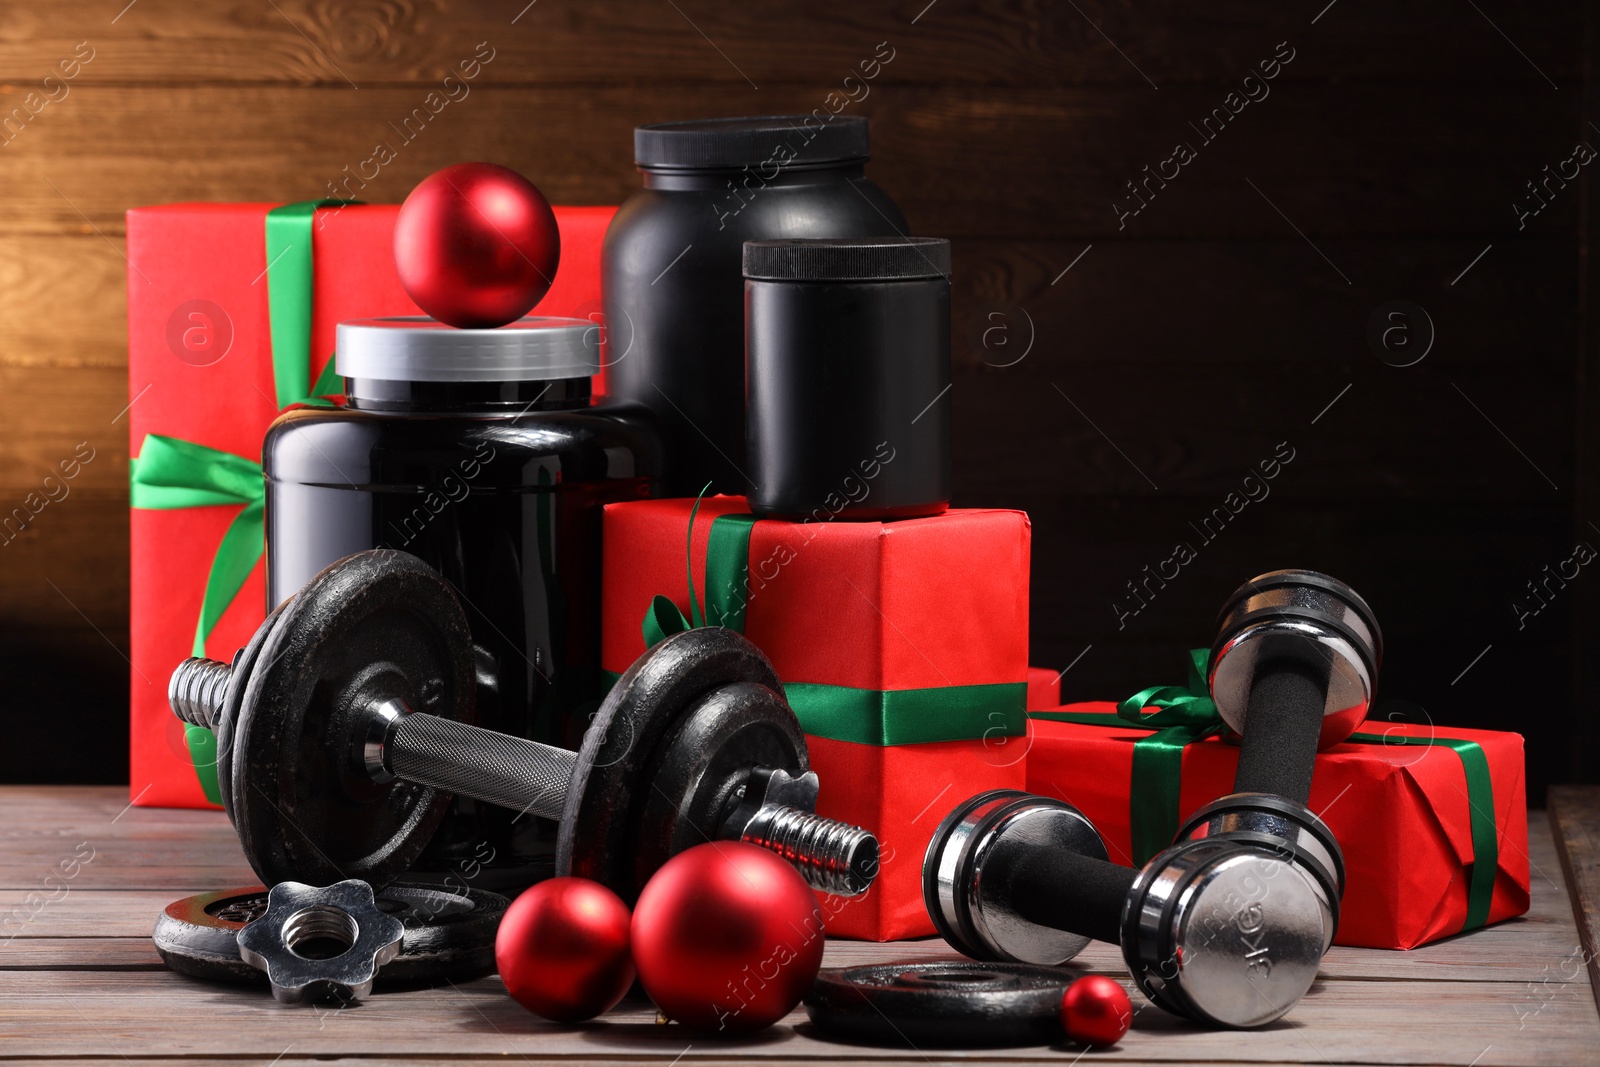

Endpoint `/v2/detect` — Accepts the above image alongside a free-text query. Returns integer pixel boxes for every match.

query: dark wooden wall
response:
[0,1,1592,797]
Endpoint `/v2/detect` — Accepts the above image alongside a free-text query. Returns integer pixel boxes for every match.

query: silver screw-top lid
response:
[336,316,600,383]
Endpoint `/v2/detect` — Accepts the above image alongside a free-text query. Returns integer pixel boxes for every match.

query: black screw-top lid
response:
[743,237,951,282]
[634,115,870,171]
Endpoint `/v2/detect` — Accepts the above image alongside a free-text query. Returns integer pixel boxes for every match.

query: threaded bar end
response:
[740,804,879,897]
[169,657,232,729]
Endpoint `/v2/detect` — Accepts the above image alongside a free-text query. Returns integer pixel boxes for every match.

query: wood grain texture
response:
[0,0,1589,800]
[0,788,1594,1064]
[0,1,1580,88]
[0,787,1581,980]
[1549,788,1600,1016]
[0,83,1574,238]
[0,969,1591,1063]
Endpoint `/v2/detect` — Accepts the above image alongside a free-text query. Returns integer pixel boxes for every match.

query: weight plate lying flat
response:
[556,627,784,904]
[153,883,508,986]
[230,550,476,888]
[805,961,1073,1047]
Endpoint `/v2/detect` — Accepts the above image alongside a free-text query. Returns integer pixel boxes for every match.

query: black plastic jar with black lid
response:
[744,236,952,521]
[263,317,659,890]
[603,115,907,497]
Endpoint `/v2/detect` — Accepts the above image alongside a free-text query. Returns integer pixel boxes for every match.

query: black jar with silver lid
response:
[743,236,951,521]
[263,316,659,890]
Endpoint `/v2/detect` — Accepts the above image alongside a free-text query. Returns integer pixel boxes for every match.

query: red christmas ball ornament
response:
[394,162,560,328]
[1059,974,1132,1048]
[495,877,634,1022]
[631,842,825,1033]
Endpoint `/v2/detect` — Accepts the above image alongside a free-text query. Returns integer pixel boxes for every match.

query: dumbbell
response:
[1176,569,1382,947]
[924,790,1327,1029]
[921,570,1379,1027]
[168,549,877,902]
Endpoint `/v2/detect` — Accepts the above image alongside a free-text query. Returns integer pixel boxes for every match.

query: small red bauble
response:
[631,842,825,1033]
[495,877,634,1022]
[394,162,560,329]
[1059,974,1132,1048]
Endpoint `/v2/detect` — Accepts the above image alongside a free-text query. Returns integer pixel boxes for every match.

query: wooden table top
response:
[2,785,1597,1066]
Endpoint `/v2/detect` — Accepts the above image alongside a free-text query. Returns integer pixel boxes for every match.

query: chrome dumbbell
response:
[1178,569,1382,947]
[924,790,1328,1029]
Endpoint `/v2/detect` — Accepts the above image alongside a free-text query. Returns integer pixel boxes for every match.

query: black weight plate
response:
[555,627,783,904]
[212,596,294,826]
[632,680,808,894]
[805,961,1072,1047]
[153,883,509,986]
[231,550,475,888]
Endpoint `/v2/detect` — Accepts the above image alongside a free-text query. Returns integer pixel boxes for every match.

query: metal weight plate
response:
[632,680,809,893]
[230,550,476,888]
[555,627,784,904]
[211,596,294,826]
[805,961,1073,1047]
[153,883,509,986]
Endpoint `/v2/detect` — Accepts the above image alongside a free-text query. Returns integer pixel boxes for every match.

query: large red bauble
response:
[495,877,634,1022]
[631,842,825,1033]
[1059,974,1133,1047]
[394,162,560,328]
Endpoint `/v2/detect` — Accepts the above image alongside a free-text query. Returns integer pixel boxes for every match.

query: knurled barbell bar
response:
[168,549,877,902]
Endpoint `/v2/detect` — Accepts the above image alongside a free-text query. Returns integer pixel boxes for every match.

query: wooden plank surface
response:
[0,1,1580,88]
[0,786,1595,1066]
[1550,787,1600,1017]
[0,84,1573,238]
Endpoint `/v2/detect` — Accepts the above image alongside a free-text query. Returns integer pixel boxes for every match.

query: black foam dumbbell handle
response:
[1232,659,1327,807]
[1008,846,1138,946]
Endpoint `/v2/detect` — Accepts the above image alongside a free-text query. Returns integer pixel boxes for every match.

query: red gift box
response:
[1026,666,1061,710]
[127,201,615,809]
[601,496,1032,940]
[1025,704,1529,949]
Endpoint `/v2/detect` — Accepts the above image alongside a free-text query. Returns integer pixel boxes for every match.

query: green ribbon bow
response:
[1032,648,1225,864]
[129,199,350,802]
[1029,650,1502,935]
[631,493,1026,747]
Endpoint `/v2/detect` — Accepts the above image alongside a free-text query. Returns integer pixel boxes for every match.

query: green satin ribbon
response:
[129,199,349,801]
[1348,732,1498,931]
[1029,649,1501,933]
[601,670,1026,746]
[630,492,1023,745]
[1030,648,1226,865]
[788,682,1025,745]
[640,487,755,647]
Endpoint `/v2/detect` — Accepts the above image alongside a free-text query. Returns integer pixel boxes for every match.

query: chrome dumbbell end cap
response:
[236,879,405,1004]
[1176,792,1346,951]
[922,790,1107,966]
[1210,569,1384,748]
[1121,838,1327,1029]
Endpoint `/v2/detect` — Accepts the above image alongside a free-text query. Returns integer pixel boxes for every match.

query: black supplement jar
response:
[744,237,952,521]
[263,317,659,891]
[603,114,907,497]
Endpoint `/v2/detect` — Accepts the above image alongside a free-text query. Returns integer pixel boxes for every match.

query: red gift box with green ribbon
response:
[601,495,1033,940]
[126,199,614,809]
[1025,651,1530,949]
